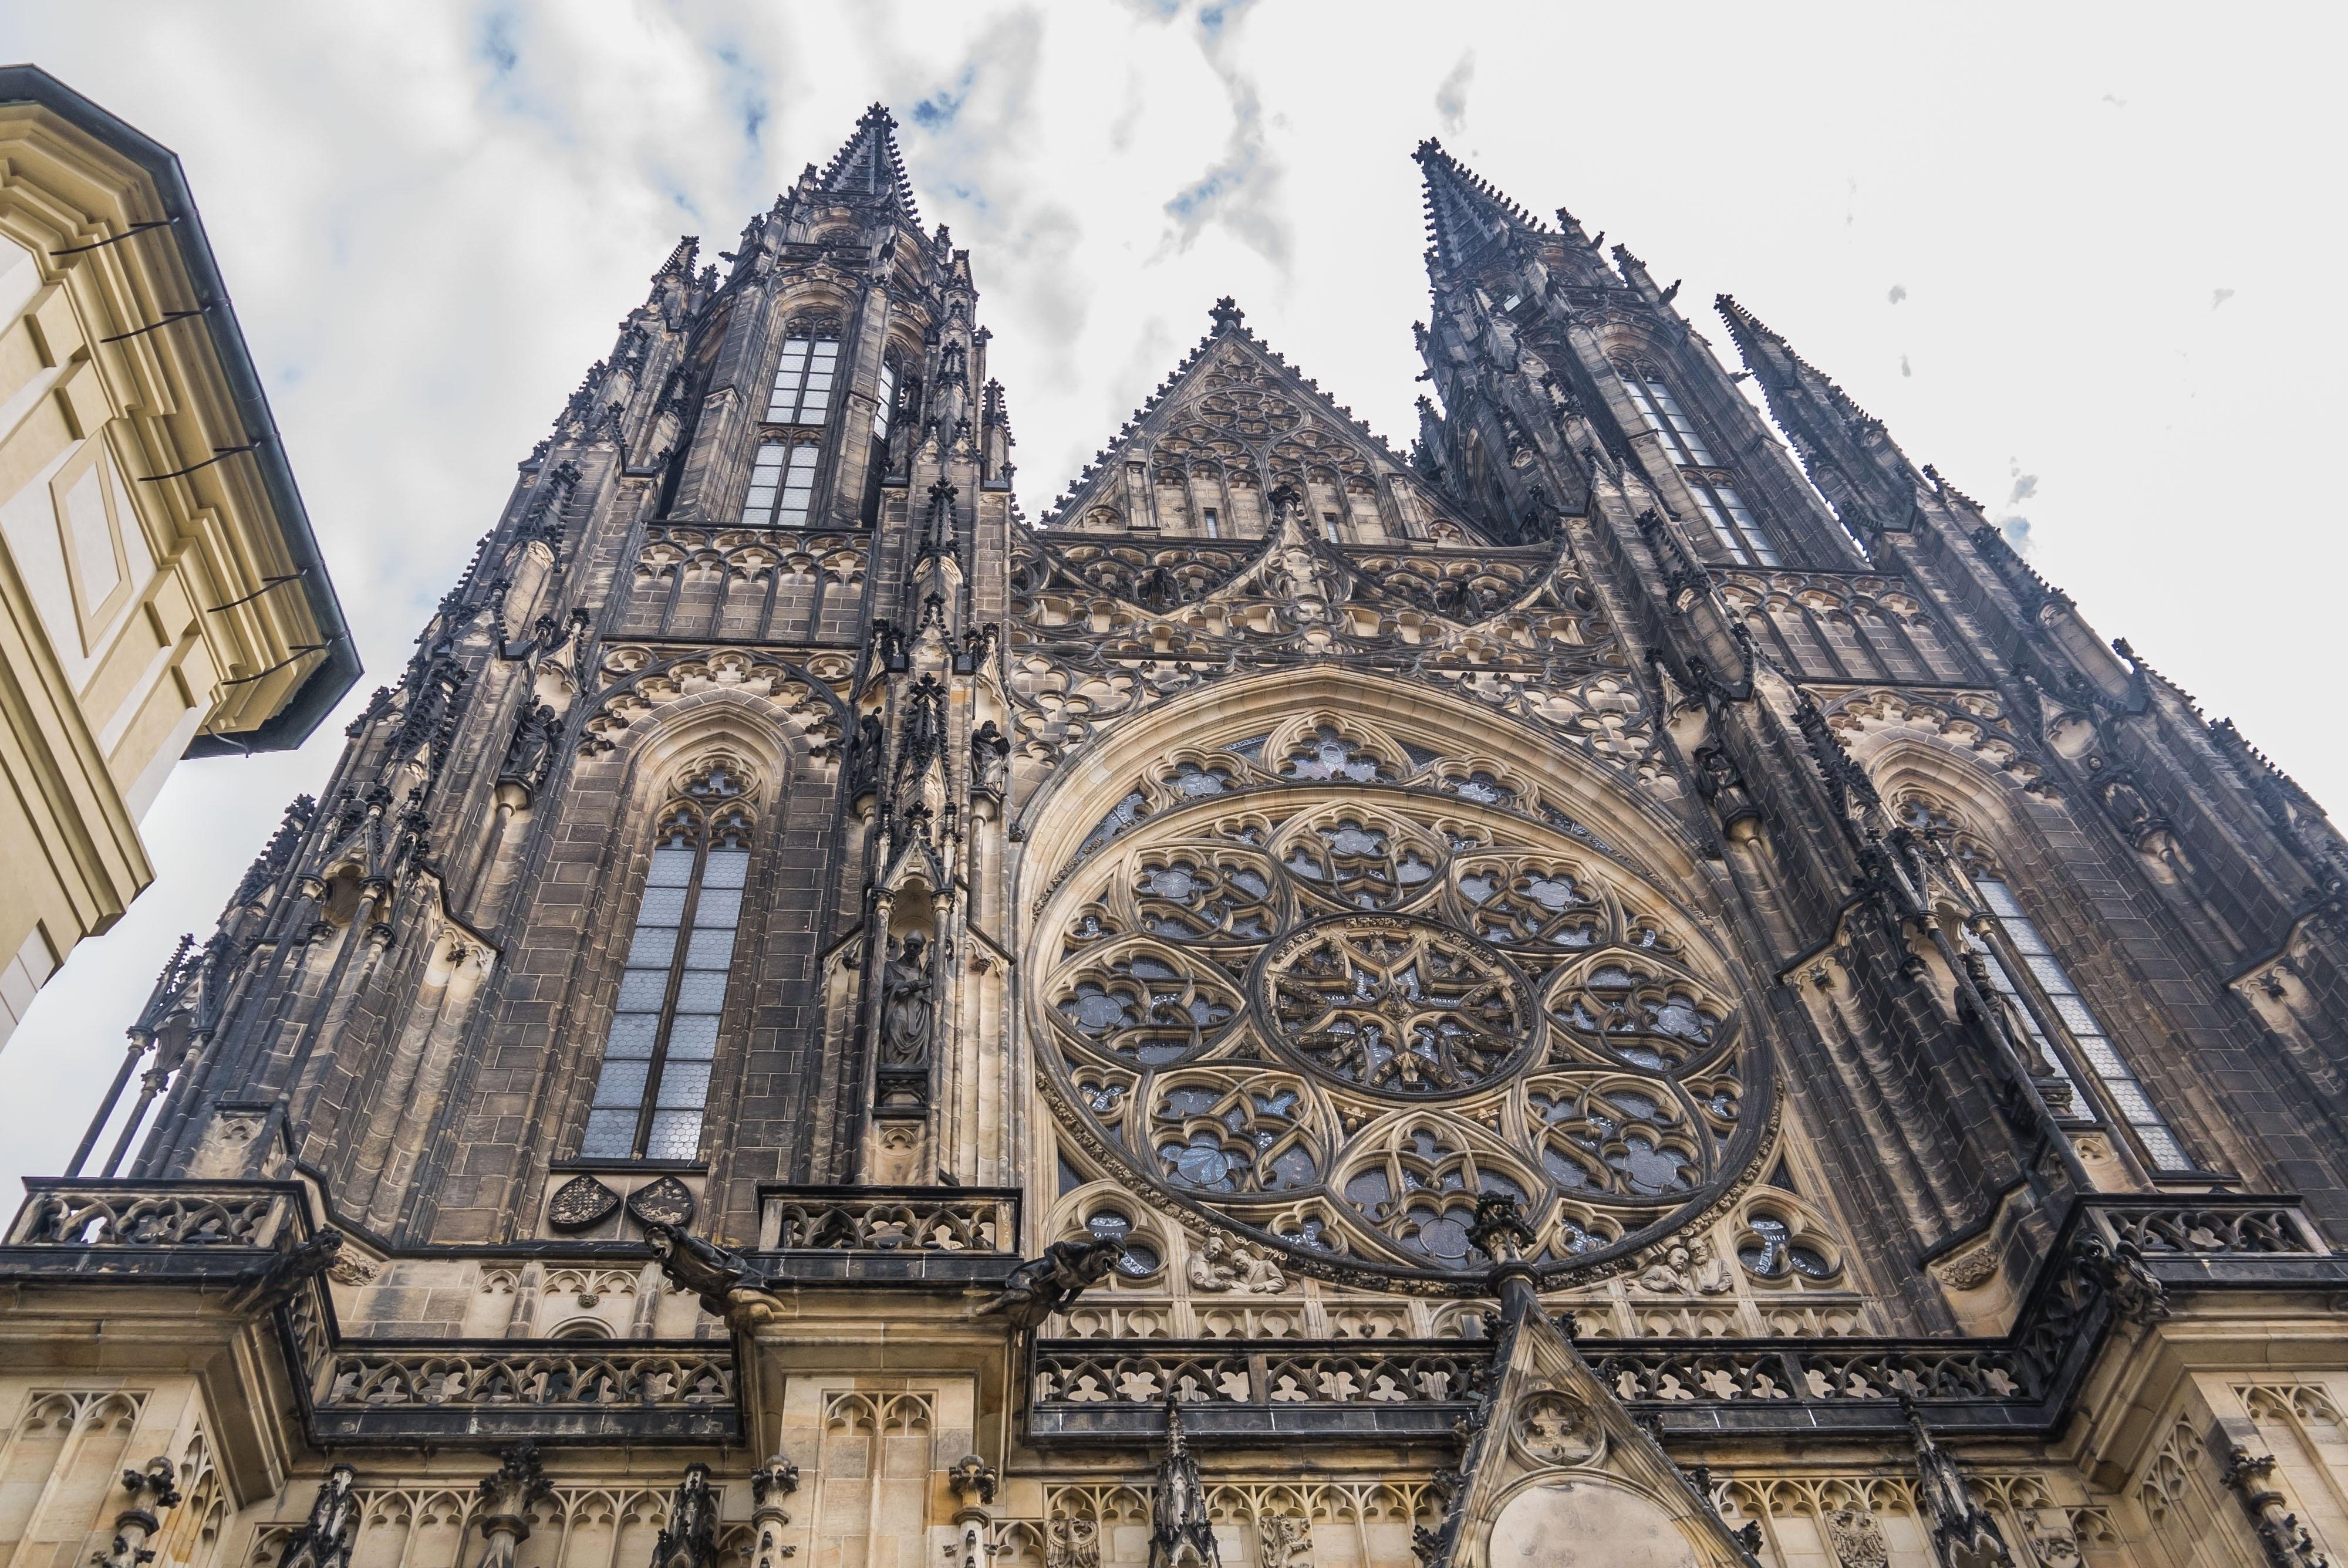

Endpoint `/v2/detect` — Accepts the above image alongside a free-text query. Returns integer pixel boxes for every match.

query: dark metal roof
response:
[0,63,359,755]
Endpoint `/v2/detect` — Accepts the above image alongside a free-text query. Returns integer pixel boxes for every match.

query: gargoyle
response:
[977,1236,1124,1329]
[224,1228,344,1314]
[641,1217,761,1317]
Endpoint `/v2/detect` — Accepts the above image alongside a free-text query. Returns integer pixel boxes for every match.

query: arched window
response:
[766,333,841,424]
[1966,874,2190,1172]
[743,441,818,527]
[1909,796,2193,1174]
[581,764,754,1161]
[1684,477,1779,567]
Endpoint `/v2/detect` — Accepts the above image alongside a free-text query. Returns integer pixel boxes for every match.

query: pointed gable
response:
[1043,299,1495,546]
[819,103,922,225]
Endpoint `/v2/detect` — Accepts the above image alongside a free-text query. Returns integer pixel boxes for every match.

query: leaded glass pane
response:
[639,886,689,925]
[646,1111,703,1160]
[673,971,728,1012]
[627,925,679,968]
[605,1015,659,1057]
[617,971,671,1011]
[655,1062,712,1109]
[701,850,751,890]
[666,1016,720,1059]
[694,887,744,925]
[648,847,697,886]
[581,1110,637,1158]
[685,928,737,969]
[591,1059,649,1109]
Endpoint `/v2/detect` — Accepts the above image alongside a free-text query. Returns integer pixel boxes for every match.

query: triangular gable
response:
[1041,300,1499,547]
[1435,1305,1759,1568]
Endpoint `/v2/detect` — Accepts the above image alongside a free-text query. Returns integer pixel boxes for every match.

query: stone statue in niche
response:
[970,720,1010,794]
[879,934,935,1065]
[498,701,561,790]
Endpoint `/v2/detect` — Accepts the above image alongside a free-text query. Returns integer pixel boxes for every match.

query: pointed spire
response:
[1413,138,1549,270]
[1716,294,1915,534]
[818,103,921,225]
[653,235,700,280]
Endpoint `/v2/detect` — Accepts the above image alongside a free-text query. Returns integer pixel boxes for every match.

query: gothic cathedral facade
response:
[9,105,2348,1568]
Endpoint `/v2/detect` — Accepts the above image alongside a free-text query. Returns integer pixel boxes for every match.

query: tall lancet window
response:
[1621,374,1716,467]
[873,360,898,445]
[582,763,753,1161]
[766,333,841,424]
[1620,365,1780,567]
[1966,876,2191,1173]
[743,441,819,527]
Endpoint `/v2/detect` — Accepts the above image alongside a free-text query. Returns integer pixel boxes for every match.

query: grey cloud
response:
[1887,283,1906,303]
[1435,53,1473,133]
[2212,288,2235,309]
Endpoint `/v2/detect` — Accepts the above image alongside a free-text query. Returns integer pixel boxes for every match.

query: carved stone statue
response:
[640,1217,760,1317]
[970,720,1010,794]
[498,702,560,790]
[1149,1397,1220,1568]
[1634,1239,1730,1296]
[848,712,885,796]
[979,1236,1124,1329]
[879,934,935,1065]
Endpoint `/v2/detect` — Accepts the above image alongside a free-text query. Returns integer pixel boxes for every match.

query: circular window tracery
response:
[1035,746,1766,1287]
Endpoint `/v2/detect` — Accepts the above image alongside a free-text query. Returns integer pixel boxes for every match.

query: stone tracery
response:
[1033,709,1757,1283]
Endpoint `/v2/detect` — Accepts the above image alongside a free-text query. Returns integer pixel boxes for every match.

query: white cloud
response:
[3,1,2344,1189]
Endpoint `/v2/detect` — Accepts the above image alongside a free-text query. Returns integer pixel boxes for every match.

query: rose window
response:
[1034,724,1764,1284]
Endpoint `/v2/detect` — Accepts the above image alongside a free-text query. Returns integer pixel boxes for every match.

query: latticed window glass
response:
[742,442,819,527]
[1686,478,1780,567]
[582,765,754,1161]
[873,361,898,443]
[766,334,840,424]
[1621,374,1716,467]
[1969,877,2191,1172]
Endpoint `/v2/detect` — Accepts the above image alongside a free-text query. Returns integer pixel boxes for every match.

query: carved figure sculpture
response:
[880,934,935,1065]
[653,1465,718,1568]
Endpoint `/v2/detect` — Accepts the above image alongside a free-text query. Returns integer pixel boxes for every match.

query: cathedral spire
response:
[1413,138,1549,271]
[1716,293,1915,533]
[819,102,921,225]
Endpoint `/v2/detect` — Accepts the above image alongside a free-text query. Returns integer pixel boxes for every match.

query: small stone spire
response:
[819,102,921,224]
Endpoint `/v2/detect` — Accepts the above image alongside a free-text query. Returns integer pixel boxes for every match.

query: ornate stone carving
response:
[1515,1390,1601,1466]
[981,1236,1124,1329]
[275,1465,359,1568]
[1929,1242,1999,1292]
[546,1175,621,1232]
[1186,1233,1285,1293]
[92,1458,181,1568]
[473,1445,553,1568]
[879,934,935,1066]
[1149,1398,1220,1568]
[628,1175,699,1229]
[652,1465,718,1568]
[1824,1507,1888,1568]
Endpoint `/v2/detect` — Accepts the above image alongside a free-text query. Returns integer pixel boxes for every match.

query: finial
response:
[1209,297,1245,334]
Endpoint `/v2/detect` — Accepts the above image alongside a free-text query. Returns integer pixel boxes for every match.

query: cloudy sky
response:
[2,3,2342,1190]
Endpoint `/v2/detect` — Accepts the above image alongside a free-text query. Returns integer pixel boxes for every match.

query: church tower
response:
[8,110,2348,1568]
